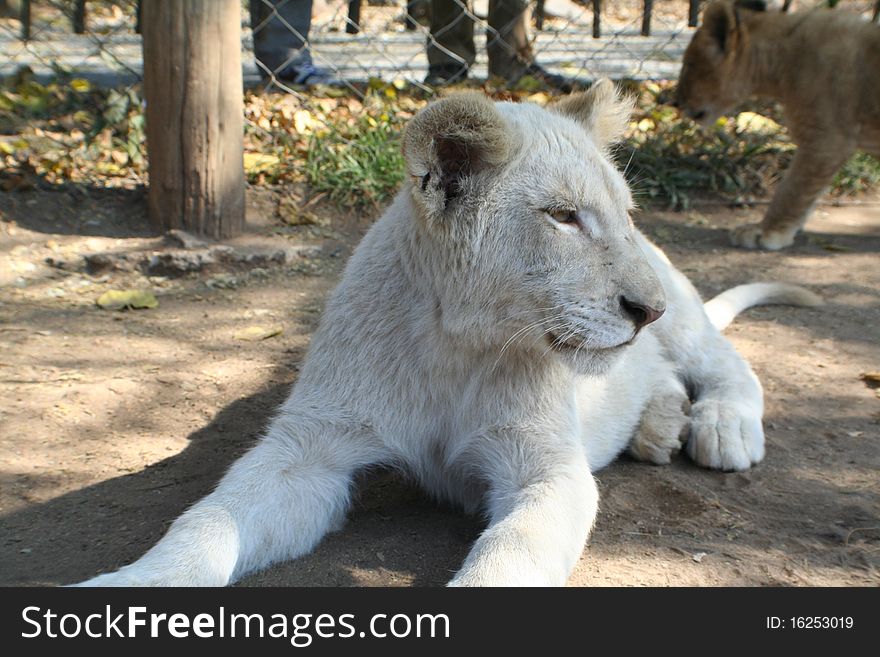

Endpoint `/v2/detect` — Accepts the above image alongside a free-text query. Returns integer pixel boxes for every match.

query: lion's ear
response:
[702,1,761,53]
[402,92,510,217]
[702,1,739,53]
[550,78,634,149]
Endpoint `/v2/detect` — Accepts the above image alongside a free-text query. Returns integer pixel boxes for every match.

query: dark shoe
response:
[516,63,573,93]
[424,65,469,87]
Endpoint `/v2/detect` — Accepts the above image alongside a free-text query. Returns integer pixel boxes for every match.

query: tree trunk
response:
[142,0,245,239]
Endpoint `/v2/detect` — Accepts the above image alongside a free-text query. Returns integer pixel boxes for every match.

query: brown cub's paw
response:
[730,223,797,250]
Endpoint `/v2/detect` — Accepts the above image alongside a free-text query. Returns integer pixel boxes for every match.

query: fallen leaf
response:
[527,92,550,106]
[234,325,283,341]
[70,78,91,93]
[735,111,781,135]
[293,109,318,134]
[96,289,158,310]
[860,372,880,389]
[243,152,280,174]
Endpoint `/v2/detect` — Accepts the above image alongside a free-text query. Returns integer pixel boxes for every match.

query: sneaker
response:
[424,65,469,87]
[273,62,335,86]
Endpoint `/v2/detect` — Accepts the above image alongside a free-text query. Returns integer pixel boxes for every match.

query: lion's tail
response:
[704,282,823,331]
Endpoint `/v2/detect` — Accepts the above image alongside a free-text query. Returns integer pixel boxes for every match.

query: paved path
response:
[1,17,690,87]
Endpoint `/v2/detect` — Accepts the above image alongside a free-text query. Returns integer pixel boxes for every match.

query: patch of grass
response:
[303,108,406,208]
[834,151,880,195]
[240,82,423,207]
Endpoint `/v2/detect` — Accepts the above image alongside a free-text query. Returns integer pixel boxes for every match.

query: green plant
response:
[833,151,880,195]
[618,81,880,209]
[303,110,405,207]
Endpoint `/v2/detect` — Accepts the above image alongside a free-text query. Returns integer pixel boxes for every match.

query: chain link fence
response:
[0,1,711,91]
[4,1,879,96]
[1,1,142,86]
[249,0,700,92]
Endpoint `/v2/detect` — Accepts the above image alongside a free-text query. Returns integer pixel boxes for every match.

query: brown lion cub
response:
[675,0,880,250]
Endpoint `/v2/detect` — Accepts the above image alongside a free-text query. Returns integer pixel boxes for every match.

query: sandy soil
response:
[1,185,877,587]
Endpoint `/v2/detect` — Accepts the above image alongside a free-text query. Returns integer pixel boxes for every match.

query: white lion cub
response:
[78,80,818,587]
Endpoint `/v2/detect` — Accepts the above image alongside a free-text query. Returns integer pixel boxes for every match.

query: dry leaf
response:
[243,153,280,174]
[233,325,282,341]
[735,111,781,135]
[527,92,550,106]
[96,289,158,310]
[860,372,880,389]
[293,109,318,134]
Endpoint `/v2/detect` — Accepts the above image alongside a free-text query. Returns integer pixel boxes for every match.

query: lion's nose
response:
[619,296,665,332]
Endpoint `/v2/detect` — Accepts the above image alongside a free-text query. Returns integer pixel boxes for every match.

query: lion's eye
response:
[548,209,579,225]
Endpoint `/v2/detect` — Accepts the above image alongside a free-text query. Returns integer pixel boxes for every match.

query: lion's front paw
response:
[729,223,795,251]
[629,390,690,465]
[685,400,764,471]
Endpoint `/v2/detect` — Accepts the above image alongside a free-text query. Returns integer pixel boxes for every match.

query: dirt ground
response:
[1,184,878,587]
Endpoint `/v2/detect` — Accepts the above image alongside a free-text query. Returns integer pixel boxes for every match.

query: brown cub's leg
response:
[730,142,852,250]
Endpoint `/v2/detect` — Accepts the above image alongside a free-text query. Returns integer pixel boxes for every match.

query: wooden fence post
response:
[73,0,86,34]
[592,0,601,39]
[20,0,29,41]
[141,0,245,239]
[641,0,653,37]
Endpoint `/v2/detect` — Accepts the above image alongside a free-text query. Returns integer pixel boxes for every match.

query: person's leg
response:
[486,0,570,89]
[485,0,531,80]
[426,0,476,83]
[250,0,325,82]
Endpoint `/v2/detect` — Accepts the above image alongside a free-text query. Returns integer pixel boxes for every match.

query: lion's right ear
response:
[550,78,634,149]
[702,0,738,53]
[402,92,510,218]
